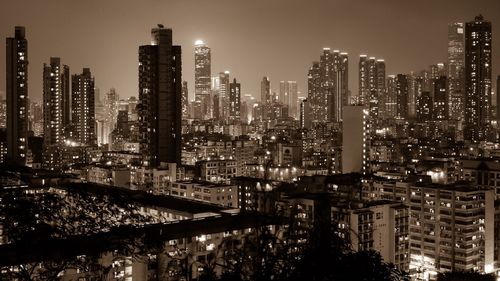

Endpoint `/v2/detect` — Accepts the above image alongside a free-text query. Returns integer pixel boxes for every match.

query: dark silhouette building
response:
[464,15,492,141]
[138,25,182,167]
[6,26,28,165]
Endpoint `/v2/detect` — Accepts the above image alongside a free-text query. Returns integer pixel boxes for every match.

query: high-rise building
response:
[261,76,271,104]
[448,22,465,120]
[447,22,465,120]
[308,48,349,123]
[219,71,230,120]
[43,57,64,146]
[383,75,397,119]
[6,26,28,165]
[359,55,385,120]
[42,57,64,170]
[342,106,369,174]
[416,91,433,122]
[138,25,182,167]
[464,15,492,142]
[194,40,211,120]
[359,55,368,105]
[395,74,408,119]
[229,78,241,122]
[406,72,422,119]
[331,52,349,122]
[407,183,494,278]
[279,81,298,118]
[71,68,96,146]
[100,88,119,145]
[367,179,495,278]
[182,81,189,120]
[307,61,322,122]
[61,64,71,129]
[433,76,448,120]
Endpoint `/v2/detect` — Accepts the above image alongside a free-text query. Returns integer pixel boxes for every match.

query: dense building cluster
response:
[1,14,500,281]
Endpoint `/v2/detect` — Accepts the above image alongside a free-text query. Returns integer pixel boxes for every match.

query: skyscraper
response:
[138,25,182,166]
[308,48,349,123]
[229,78,241,122]
[433,76,448,120]
[359,55,385,120]
[261,76,271,104]
[331,52,349,122]
[72,68,96,146]
[6,26,28,165]
[279,81,298,118]
[464,15,492,142]
[359,55,368,104]
[194,40,211,120]
[219,71,230,120]
[416,91,433,122]
[42,57,66,170]
[43,57,64,146]
[61,64,71,129]
[395,74,409,119]
[384,75,397,119]
[182,81,189,120]
[307,61,322,122]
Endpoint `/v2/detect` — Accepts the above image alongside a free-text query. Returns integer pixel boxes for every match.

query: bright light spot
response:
[195,39,205,45]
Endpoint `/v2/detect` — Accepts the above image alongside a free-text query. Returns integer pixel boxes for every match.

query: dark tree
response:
[437,271,495,281]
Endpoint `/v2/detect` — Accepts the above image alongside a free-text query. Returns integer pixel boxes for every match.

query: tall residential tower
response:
[464,15,492,142]
[6,26,28,165]
[138,25,182,166]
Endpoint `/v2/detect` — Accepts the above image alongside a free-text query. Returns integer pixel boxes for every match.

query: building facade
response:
[6,26,28,165]
[138,25,182,167]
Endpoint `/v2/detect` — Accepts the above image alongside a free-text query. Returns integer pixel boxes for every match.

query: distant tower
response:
[308,48,349,123]
[395,74,408,119]
[138,25,182,166]
[219,71,230,120]
[464,15,492,142]
[332,51,349,122]
[359,55,385,120]
[194,40,211,120]
[182,81,189,119]
[279,81,298,119]
[433,76,448,120]
[359,55,368,105]
[261,76,271,104]
[72,68,96,146]
[229,78,241,122]
[417,91,433,122]
[6,26,28,165]
[384,75,397,119]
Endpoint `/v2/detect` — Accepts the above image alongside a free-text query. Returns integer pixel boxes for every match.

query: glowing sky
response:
[1,0,499,102]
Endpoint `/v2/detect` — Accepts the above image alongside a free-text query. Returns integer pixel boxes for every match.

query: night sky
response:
[1,0,499,102]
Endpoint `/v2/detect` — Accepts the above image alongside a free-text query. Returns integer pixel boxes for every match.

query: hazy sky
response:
[1,0,499,102]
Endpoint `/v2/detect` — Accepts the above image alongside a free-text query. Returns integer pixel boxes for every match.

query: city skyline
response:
[1,0,499,102]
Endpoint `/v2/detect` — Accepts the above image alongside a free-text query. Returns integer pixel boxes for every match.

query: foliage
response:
[437,271,495,281]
